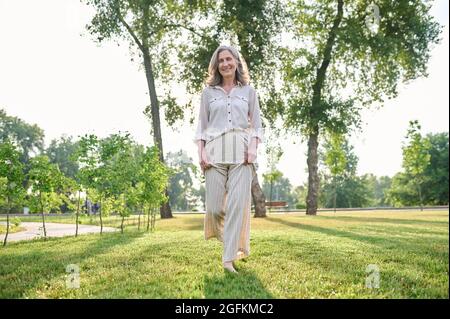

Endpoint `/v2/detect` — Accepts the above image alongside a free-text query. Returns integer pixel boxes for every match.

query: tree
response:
[28,155,65,240]
[137,146,170,232]
[364,174,392,207]
[292,184,308,209]
[79,133,136,233]
[166,150,198,211]
[172,0,287,218]
[262,174,296,207]
[319,136,371,208]
[46,135,79,179]
[74,134,104,232]
[262,169,283,213]
[319,174,372,209]
[0,141,25,246]
[322,132,347,212]
[99,133,136,233]
[422,132,449,205]
[259,144,283,216]
[402,120,431,210]
[69,178,83,237]
[83,0,211,219]
[386,172,418,207]
[193,184,206,212]
[0,109,45,164]
[268,0,442,214]
[387,126,447,208]
[45,136,82,215]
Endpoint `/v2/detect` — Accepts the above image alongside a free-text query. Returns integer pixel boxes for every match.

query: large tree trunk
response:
[160,190,173,219]
[306,0,344,215]
[142,49,173,219]
[128,4,172,219]
[252,174,266,217]
[114,3,173,217]
[306,131,320,215]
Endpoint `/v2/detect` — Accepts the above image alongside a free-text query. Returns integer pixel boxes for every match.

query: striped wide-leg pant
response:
[204,162,256,263]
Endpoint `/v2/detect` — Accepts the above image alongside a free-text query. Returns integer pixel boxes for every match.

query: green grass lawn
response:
[0,210,448,299]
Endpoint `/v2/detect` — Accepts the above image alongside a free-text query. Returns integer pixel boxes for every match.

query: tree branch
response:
[150,22,209,41]
[312,0,344,111]
[112,0,144,52]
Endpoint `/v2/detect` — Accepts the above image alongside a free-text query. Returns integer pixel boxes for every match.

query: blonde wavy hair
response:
[206,45,250,87]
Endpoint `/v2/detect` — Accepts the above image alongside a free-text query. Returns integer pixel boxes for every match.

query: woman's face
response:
[217,50,237,81]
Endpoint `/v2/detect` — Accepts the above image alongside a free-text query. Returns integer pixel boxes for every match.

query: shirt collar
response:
[212,82,243,89]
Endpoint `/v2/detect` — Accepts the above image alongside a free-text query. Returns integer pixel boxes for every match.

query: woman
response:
[193,45,264,273]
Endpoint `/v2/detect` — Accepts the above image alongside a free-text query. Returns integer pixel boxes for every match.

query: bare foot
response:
[223,261,238,273]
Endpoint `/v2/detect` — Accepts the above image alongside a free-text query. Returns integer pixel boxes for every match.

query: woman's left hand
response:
[244,137,258,164]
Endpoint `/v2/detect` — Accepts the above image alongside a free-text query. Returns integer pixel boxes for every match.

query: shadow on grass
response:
[74,230,274,299]
[256,218,448,298]
[305,215,448,226]
[176,216,204,231]
[0,231,145,298]
[358,224,448,236]
[203,269,273,299]
[264,216,449,258]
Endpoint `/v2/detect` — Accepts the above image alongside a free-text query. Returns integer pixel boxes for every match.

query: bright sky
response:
[0,0,448,187]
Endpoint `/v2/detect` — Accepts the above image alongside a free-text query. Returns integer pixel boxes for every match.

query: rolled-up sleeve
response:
[248,88,264,143]
[193,89,209,144]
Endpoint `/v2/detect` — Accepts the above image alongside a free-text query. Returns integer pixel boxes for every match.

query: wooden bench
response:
[265,201,288,209]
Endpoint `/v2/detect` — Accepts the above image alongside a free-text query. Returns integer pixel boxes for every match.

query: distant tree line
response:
[0,109,172,245]
[0,109,206,214]
[263,121,448,210]
[2,109,447,223]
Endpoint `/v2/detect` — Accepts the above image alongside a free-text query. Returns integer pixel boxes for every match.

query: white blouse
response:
[193,83,264,167]
[193,83,265,145]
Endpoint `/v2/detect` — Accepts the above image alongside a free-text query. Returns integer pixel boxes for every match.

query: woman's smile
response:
[218,50,236,77]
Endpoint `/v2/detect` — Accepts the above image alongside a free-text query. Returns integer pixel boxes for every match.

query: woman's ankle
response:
[223,261,237,272]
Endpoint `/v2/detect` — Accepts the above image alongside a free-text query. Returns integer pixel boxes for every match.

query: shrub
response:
[12,217,21,227]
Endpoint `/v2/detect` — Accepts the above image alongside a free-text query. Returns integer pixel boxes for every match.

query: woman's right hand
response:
[198,140,212,173]
[200,148,212,173]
